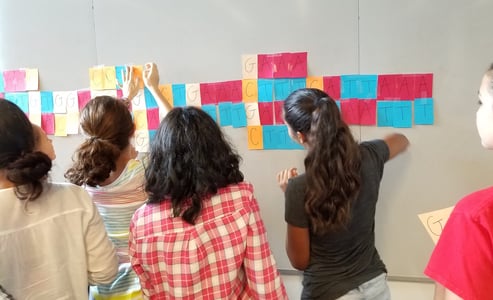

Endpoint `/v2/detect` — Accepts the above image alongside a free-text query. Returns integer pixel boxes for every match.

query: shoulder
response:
[360,139,390,160]
[44,182,94,209]
[286,174,307,193]
[453,186,493,220]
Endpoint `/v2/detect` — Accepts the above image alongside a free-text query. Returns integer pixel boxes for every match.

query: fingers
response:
[277,168,298,192]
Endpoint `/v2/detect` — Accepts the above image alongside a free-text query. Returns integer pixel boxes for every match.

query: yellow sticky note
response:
[25,68,39,91]
[132,65,144,89]
[418,206,455,244]
[159,84,174,107]
[133,110,148,130]
[247,126,263,150]
[103,66,117,90]
[242,55,258,79]
[29,113,42,127]
[306,76,324,90]
[134,130,150,153]
[242,79,258,102]
[66,112,80,135]
[54,114,68,137]
[89,67,104,90]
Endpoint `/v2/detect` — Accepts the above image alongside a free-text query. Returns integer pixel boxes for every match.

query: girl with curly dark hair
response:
[129,106,287,299]
[277,88,409,299]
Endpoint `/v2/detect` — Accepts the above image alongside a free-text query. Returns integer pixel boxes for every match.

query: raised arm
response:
[142,62,172,117]
[383,133,409,160]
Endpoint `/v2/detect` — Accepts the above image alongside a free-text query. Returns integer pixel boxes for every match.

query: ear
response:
[296,131,306,144]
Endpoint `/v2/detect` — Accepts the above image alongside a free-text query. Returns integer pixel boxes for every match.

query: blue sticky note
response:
[201,104,217,122]
[218,102,232,126]
[262,125,303,150]
[258,79,274,102]
[0,72,4,92]
[40,91,54,113]
[172,84,186,107]
[274,79,291,100]
[414,98,434,125]
[290,78,306,93]
[115,65,126,88]
[5,92,29,113]
[393,101,413,128]
[231,103,247,128]
[144,87,158,108]
[149,130,157,143]
[377,101,393,127]
[335,100,341,111]
[341,75,377,99]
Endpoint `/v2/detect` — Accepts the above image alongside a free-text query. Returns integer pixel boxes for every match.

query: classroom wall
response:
[2,0,493,281]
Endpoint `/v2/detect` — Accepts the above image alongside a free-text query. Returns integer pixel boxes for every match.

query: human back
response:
[129,106,287,299]
[0,99,117,299]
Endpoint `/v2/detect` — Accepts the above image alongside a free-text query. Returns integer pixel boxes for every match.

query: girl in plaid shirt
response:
[129,106,287,299]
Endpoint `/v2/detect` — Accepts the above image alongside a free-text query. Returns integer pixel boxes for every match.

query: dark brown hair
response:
[65,96,134,186]
[145,106,244,224]
[284,88,361,235]
[0,99,52,201]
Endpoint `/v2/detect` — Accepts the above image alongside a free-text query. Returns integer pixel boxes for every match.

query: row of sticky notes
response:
[89,65,144,91]
[241,52,308,79]
[0,69,39,92]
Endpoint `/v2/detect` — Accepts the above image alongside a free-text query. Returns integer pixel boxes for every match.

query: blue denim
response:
[336,273,391,300]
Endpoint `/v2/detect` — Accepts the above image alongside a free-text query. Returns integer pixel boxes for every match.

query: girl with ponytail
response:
[277,88,409,299]
[0,99,117,299]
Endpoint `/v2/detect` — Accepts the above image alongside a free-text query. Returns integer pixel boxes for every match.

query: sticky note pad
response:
[134,130,150,153]
[341,75,378,99]
[144,87,158,108]
[5,92,29,113]
[396,75,415,100]
[201,104,218,122]
[244,103,260,126]
[289,52,308,78]
[257,54,274,78]
[40,91,54,113]
[41,113,55,135]
[393,101,413,128]
[242,79,258,102]
[103,66,117,90]
[54,114,68,137]
[377,101,394,127]
[133,110,148,130]
[89,67,104,90]
[258,79,274,102]
[28,91,42,114]
[340,99,360,125]
[274,101,284,125]
[262,125,302,150]
[231,103,247,128]
[3,70,26,92]
[186,83,202,107]
[52,91,68,114]
[66,112,79,135]
[414,74,433,98]
[115,65,126,88]
[200,83,217,105]
[323,76,341,100]
[377,74,398,99]
[146,108,160,130]
[218,102,233,126]
[242,55,258,79]
[306,77,324,90]
[77,90,91,111]
[258,102,274,125]
[172,84,186,107]
[24,68,39,91]
[247,126,263,150]
[414,98,434,125]
[290,78,306,92]
[274,79,290,100]
[359,100,377,126]
[158,84,174,107]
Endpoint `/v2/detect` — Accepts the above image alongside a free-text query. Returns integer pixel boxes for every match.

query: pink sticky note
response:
[359,100,377,125]
[216,81,232,103]
[340,99,360,125]
[147,108,160,130]
[272,53,291,78]
[0,93,3,98]
[377,74,398,99]
[3,70,26,92]
[274,101,284,125]
[229,80,243,102]
[77,90,92,111]
[41,113,55,134]
[257,54,274,78]
[323,76,341,100]
[414,73,433,98]
[116,89,123,98]
[200,83,217,105]
[396,75,415,100]
[258,102,274,125]
[289,52,308,78]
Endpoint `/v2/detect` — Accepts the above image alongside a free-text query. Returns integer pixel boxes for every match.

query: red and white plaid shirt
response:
[129,182,287,300]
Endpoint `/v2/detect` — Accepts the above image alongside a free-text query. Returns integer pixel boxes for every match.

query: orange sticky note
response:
[89,67,104,90]
[247,126,263,150]
[132,65,144,89]
[54,114,68,137]
[306,76,324,90]
[242,79,258,102]
[133,110,148,130]
[103,66,117,90]
[158,84,174,107]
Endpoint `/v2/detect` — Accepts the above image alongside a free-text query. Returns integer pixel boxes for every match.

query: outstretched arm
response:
[142,62,172,118]
[383,133,409,160]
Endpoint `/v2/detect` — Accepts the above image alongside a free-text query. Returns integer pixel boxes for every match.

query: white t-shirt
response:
[0,183,118,300]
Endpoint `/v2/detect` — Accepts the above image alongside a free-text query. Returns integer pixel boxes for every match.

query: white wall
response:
[281,274,434,300]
